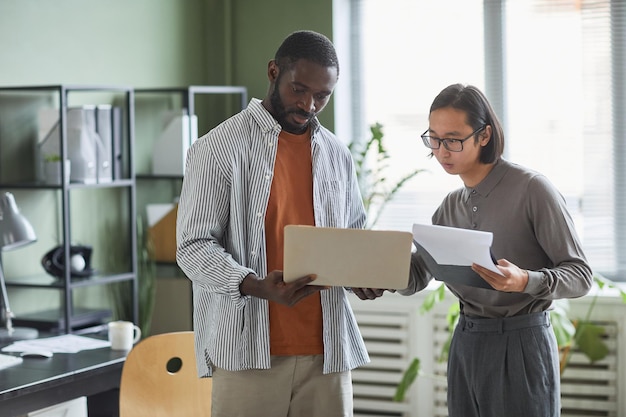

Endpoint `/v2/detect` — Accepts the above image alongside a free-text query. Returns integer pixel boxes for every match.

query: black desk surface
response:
[0,346,127,417]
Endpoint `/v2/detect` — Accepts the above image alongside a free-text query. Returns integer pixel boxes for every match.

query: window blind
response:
[343,0,626,280]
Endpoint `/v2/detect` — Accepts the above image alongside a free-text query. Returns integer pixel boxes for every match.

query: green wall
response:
[225,0,336,126]
[0,0,209,87]
[0,0,213,316]
[0,0,334,316]
[0,0,335,124]
[0,0,335,92]
[228,0,334,95]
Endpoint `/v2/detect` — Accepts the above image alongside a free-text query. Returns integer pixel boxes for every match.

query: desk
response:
[0,347,127,417]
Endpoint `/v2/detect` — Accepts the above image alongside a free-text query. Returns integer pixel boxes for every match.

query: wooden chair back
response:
[119,331,211,417]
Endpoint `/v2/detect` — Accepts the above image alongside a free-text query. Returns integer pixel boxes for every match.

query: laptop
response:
[283,225,412,289]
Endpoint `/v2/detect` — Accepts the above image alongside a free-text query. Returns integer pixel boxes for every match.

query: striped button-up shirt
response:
[176,98,370,377]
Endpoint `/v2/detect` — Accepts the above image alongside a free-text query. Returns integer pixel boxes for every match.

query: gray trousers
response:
[447,311,560,417]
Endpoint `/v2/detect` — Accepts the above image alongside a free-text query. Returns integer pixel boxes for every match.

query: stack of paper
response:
[1,334,111,354]
[412,223,502,289]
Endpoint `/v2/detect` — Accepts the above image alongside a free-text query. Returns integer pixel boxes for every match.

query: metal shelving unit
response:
[133,85,247,334]
[0,84,138,334]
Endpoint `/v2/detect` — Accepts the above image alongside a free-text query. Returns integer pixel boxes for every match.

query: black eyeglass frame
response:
[421,125,486,152]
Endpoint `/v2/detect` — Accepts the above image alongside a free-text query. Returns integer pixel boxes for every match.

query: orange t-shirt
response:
[266,128,323,355]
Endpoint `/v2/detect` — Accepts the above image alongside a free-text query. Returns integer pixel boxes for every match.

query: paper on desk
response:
[412,223,503,276]
[1,334,111,354]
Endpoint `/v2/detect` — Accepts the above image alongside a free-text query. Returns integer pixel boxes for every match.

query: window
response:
[337,0,626,281]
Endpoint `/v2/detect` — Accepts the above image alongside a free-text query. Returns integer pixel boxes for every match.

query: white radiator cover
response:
[349,287,626,417]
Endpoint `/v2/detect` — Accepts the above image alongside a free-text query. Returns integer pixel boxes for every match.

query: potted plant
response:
[349,123,423,229]
[43,154,65,184]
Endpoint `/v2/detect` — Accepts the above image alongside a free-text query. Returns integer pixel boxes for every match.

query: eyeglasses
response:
[421,125,486,152]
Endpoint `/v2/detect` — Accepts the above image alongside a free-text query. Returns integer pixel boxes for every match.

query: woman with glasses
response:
[404,83,592,417]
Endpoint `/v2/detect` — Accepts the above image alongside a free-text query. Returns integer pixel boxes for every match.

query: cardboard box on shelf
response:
[147,203,178,263]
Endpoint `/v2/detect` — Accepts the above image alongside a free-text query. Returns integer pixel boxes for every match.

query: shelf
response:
[134,85,248,267]
[136,174,183,181]
[0,84,138,334]
[136,85,248,115]
[0,179,134,190]
[0,83,249,335]
[13,306,113,332]
[5,272,136,289]
[0,84,134,93]
[134,85,248,177]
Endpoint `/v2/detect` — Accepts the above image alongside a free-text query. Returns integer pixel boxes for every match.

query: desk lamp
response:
[0,192,38,342]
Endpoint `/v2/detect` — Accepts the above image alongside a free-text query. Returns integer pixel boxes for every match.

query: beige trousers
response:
[211,355,353,417]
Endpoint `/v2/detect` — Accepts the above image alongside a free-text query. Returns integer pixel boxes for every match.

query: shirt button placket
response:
[470,190,479,229]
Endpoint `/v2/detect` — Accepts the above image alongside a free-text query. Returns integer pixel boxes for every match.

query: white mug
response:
[108,320,141,351]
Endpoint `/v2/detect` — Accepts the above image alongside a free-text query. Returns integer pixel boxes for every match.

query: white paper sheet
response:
[1,334,111,354]
[412,223,503,276]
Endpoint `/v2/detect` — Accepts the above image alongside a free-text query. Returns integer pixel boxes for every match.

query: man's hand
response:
[351,288,392,300]
[240,271,326,306]
[471,259,529,292]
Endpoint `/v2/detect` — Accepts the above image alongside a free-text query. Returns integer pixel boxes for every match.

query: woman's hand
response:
[472,259,529,292]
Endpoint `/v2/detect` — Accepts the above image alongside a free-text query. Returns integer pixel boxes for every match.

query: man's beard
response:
[269,85,314,134]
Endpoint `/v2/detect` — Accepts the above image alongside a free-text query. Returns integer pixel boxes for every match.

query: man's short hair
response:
[274,30,339,75]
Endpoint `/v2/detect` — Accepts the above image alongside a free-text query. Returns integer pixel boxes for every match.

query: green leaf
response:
[349,122,424,229]
[419,283,446,314]
[439,335,453,363]
[575,322,609,362]
[446,302,460,331]
[593,274,626,303]
[438,303,460,362]
[393,358,420,402]
[550,300,576,348]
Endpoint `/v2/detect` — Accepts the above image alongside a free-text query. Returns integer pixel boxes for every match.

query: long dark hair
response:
[430,84,504,163]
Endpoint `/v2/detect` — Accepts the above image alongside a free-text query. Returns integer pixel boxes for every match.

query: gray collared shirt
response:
[176,98,369,376]
[403,158,593,317]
